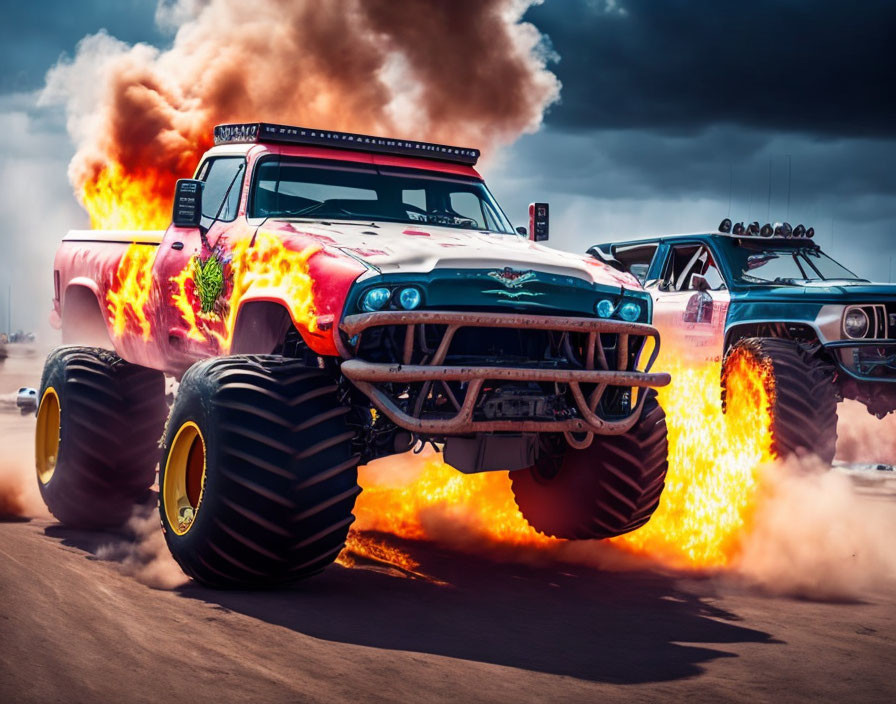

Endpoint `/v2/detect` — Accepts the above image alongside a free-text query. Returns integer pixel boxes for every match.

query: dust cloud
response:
[731,455,896,599]
[0,459,45,519]
[835,399,896,466]
[97,503,187,590]
[0,416,49,520]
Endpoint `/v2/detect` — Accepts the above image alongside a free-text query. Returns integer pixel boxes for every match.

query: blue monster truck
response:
[590,219,896,464]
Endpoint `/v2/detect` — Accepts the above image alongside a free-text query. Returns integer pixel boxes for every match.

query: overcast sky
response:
[1,0,894,333]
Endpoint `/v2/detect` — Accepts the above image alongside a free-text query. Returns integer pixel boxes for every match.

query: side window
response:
[614,244,658,285]
[663,244,725,291]
[199,157,245,226]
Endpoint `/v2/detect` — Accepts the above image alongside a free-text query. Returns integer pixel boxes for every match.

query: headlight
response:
[843,308,869,339]
[361,287,391,312]
[595,299,614,318]
[397,287,422,310]
[619,301,642,322]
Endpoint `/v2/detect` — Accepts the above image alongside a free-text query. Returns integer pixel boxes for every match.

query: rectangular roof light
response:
[213,122,481,165]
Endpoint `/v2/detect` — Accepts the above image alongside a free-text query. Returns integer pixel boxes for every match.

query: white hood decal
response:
[278,221,641,290]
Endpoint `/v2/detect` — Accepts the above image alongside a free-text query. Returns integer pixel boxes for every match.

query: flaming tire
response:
[35,346,167,529]
[722,338,838,464]
[158,355,360,589]
[509,391,668,539]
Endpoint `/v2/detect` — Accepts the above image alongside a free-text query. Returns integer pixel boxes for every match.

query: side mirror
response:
[172,179,203,228]
[528,202,549,242]
[691,273,711,292]
[515,226,528,236]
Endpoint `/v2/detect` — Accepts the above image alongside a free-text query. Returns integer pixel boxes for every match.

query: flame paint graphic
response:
[169,232,320,351]
[106,243,156,339]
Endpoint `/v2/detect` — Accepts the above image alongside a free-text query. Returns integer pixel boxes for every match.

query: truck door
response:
[647,242,730,365]
[153,156,248,366]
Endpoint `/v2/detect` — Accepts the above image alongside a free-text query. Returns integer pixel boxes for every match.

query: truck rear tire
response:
[159,355,360,588]
[722,337,838,464]
[35,346,167,529]
[510,391,668,539]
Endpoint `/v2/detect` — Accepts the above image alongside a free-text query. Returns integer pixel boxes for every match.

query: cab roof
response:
[592,231,819,255]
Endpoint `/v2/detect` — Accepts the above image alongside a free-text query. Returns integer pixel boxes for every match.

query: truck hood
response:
[266,219,641,291]
[733,280,896,304]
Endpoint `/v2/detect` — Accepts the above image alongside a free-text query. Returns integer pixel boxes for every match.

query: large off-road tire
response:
[510,391,668,539]
[722,337,838,464]
[159,355,360,589]
[35,346,167,529]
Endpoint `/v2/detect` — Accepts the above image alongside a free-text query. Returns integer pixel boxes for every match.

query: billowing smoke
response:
[40,0,560,227]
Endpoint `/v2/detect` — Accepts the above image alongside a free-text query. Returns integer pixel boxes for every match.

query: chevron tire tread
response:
[722,338,838,464]
[510,391,668,540]
[36,346,167,529]
[159,355,360,589]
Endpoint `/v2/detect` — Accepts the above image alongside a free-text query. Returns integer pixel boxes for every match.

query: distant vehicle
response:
[37,122,671,589]
[6,331,35,344]
[16,387,37,414]
[590,219,896,464]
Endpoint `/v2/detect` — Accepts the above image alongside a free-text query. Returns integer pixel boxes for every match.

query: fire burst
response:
[82,163,171,230]
[354,352,775,570]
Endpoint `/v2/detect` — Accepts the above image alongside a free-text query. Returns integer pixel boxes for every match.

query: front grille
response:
[339,310,669,437]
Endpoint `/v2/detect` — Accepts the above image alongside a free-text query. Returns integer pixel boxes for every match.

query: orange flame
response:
[338,530,421,573]
[82,163,171,231]
[106,243,156,339]
[353,352,775,570]
[614,354,775,567]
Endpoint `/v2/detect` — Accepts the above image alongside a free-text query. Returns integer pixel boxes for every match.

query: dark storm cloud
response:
[527,0,896,136]
[499,126,896,213]
[0,1,164,93]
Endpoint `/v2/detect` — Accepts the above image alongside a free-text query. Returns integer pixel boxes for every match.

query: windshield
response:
[250,157,514,233]
[728,244,864,284]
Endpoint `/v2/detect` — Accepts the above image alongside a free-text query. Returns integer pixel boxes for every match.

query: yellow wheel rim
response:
[163,421,207,536]
[35,387,61,485]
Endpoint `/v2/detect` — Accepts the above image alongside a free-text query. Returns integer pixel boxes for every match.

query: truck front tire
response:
[510,391,668,539]
[722,337,838,464]
[35,346,167,529]
[159,355,360,588]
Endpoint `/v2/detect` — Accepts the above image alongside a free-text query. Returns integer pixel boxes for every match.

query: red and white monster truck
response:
[38,123,670,587]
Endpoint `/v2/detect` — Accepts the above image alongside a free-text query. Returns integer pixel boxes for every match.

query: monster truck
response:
[590,219,896,464]
[38,123,670,588]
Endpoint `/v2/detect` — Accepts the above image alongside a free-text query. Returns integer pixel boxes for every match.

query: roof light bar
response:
[720,217,816,239]
[213,122,481,165]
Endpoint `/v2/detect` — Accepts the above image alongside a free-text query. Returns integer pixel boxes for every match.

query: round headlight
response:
[843,308,869,339]
[619,301,642,322]
[398,287,422,310]
[595,299,614,318]
[361,287,391,312]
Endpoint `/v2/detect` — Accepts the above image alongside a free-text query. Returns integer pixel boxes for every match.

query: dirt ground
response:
[1,346,895,704]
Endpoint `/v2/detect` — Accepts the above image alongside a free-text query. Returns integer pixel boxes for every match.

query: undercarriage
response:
[337,310,670,461]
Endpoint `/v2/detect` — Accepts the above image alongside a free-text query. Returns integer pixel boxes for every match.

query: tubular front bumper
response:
[339,310,671,435]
